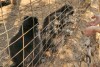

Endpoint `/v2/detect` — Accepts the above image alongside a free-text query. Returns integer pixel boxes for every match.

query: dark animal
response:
[42,4,74,51]
[42,4,74,35]
[9,16,41,67]
[0,0,10,8]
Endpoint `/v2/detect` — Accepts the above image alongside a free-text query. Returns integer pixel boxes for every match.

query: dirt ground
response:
[0,0,100,67]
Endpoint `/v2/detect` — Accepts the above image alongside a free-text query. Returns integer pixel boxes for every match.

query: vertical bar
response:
[22,24,25,66]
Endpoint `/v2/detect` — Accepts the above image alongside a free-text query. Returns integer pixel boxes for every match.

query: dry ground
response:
[0,0,100,67]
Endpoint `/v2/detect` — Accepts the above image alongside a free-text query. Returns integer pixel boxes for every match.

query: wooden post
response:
[10,0,17,5]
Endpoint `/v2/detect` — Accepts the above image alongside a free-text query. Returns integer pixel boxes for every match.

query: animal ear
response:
[24,16,29,20]
[69,11,74,15]
[34,17,39,25]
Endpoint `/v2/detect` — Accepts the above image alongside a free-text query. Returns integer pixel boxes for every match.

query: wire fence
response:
[0,0,100,67]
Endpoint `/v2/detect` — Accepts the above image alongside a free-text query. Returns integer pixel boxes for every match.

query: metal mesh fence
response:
[0,0,100,67]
